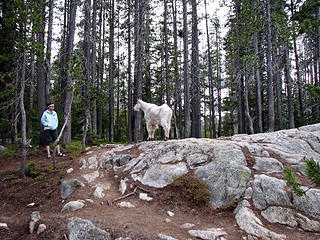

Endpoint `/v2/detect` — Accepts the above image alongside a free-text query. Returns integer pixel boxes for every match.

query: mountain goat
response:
[134,99,172,140]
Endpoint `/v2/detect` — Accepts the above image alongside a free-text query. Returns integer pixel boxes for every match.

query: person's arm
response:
[41,112,49,127]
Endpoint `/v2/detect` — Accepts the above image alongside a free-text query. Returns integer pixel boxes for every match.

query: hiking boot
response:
[47,153,51,158]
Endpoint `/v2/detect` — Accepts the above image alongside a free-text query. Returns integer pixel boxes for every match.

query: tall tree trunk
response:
[182,0,190,138]
[109,0,115,142]
[274,49,283,129]
[59,0,68,121]
[164,0,170,107]
[127,0,133,142]
[253,31,263,133]
[172,0,181,139]
[97,2,105,136]
[19,48,28,178]
[204,0,216,138]
[284,45,295,129]
[318,5,320,87]
[91,0,97,134]
[36,0,47,140]
[28,33,35,133]
[290,0,304,119]
[116,11,121,142]
[62,0,77,147]
[215,22,222,137]
[45,0,54,105]
[191,0,201,138]
[235,2,245,134]
[82,0,91,148]
[244,70,254,134]
[133,0,145,142]
[266,0,275,132]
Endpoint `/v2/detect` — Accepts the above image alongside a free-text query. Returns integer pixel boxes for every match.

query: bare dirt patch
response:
[0,145,319,240]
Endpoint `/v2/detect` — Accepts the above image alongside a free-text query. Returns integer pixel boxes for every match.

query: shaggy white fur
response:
[134,99,172,140]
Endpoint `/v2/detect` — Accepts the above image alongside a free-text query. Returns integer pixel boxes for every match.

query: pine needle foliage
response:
[283,167,305,196]
[284,158,320,197]
[305,158,320,186]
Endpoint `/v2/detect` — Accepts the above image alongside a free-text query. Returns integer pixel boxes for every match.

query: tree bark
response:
[266,0,275,132]
[164,0,170,107]
[62,0,77,147]
[45,0,54,105]
[133,0,145,142]
[19,48,28,178]
[182,0,190,138]
[109,0,115,142]
[191,0,201,138]
[82,0,91,148]
[253,31,263,133]
[284,45,295,129]
[172,0,181,139]
[91,0,98,134]
[36,0,47,140]
[204,0,216,138]
[127,0,133,142]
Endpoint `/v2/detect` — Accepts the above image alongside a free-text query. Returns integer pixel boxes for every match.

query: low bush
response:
[172,174,210,205]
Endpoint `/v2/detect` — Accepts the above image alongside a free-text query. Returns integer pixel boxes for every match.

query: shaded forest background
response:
[1,0,320,148]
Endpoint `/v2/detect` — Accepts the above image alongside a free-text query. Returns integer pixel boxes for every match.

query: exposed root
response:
[107,187,138,206]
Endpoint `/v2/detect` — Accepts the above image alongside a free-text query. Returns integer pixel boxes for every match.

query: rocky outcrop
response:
[63,123,320,239]
[68,217,111,240]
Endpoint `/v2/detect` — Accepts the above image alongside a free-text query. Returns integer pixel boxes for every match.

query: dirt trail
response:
[0,146,318,239]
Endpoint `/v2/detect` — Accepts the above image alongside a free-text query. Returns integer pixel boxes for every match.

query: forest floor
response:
[0,144,319,240]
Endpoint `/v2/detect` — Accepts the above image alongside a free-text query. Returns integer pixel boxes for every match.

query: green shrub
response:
[25,161,40,178]
[65,141,83,159]
[305,158,320,186]
[172,174,210,205]
[0,144,20,158]
[284,158,320,197]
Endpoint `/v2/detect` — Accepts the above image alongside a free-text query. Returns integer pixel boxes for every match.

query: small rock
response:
[188,228,227,240]
[167,211,174,217]
[0,223,8,228]
[29,211,41,233]
[119,178,128,195]
[93,186,105,198]
[67,168,73,173]
[85,199,94,203]
[27,202,35,207]
[61,201,85,212]
[37,224,46,234]
[118,201,135,208]
[180,223,195,229]
[139,193,153,201]
[158,233,178,240]
[165,218,171,223]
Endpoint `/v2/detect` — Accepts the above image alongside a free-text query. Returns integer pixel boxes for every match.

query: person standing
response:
[41,103,64,158]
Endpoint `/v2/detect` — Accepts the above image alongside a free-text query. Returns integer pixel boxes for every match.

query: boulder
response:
[29,211,40,234]
[68,217,111,240]
[60,179,85,199]
[252,175,291,210]
[0,145,8,153]
[61,200,85,212]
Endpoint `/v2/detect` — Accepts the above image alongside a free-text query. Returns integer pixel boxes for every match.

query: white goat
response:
[134,99,172,140]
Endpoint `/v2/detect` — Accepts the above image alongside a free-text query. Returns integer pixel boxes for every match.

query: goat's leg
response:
[150,124,158,140]
[146,122,153,140]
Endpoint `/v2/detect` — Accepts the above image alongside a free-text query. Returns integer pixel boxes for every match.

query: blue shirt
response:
[41,110,58,130]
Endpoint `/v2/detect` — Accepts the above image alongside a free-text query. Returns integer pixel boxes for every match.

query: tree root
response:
[107,187,138,206]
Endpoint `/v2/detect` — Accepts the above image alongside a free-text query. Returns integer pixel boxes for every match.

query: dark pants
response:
[43,130,58,146]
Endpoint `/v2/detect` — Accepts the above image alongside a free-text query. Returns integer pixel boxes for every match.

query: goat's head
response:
[134,100,141,111]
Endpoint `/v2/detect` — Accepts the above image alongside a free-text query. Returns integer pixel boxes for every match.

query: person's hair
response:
[47,103,54,108]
